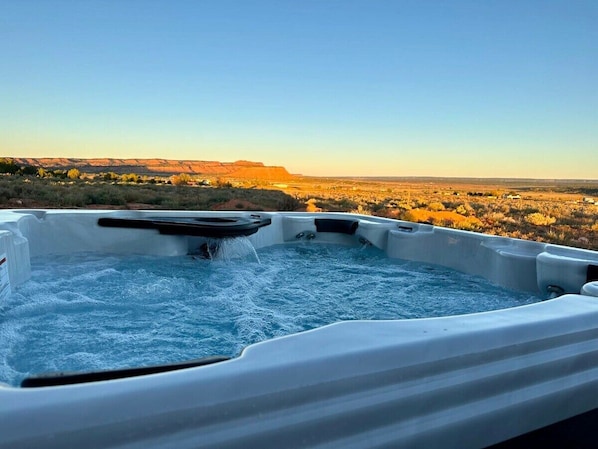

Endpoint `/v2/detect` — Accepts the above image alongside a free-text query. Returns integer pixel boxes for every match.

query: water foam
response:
[0,243,540,386]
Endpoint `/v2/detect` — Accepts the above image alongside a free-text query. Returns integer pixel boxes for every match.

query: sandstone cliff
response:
[12,158,293,180]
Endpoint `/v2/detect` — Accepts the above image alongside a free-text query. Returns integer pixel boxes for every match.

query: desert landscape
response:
[1,157,597,250]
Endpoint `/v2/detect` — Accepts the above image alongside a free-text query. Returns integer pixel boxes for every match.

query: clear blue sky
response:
[2,0,597,178]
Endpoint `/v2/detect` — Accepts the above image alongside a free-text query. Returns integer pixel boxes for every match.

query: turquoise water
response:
[0,243,539,386]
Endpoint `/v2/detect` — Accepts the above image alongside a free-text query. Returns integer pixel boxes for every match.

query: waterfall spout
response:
[194,237,260,263]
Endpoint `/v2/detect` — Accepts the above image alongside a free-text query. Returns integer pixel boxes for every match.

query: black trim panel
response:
[587,264,598,283]
[314,219,358,235]
[21,356,230,387]
[98,216,271,238]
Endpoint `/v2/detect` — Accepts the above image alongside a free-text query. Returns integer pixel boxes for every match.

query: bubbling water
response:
[0,243,540,386]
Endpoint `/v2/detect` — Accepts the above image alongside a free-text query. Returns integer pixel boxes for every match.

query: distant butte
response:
[11,158,293,180]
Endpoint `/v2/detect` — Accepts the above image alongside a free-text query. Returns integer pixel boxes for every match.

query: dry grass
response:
[1,172,597,250]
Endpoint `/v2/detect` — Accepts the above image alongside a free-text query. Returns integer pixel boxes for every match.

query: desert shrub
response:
[440,201,460,210]
[0,158,20,174]
[414,198,428,208]
[455,204,467,215]
[86,186,126,205]
[276,195,301,211]
[486,212,506,223]
[51,170,67,179]
[172,173,192,186]
[0,187,11,203]
[469,202,488,215]
[313,197,359,211]
[305,198,320,212]
[525,213,556,226]
[20,165,38,176]
[428,202,445,212]
[491,203,509,214]
[67,168,81,180]
[120,173,139,183]
[62,190,87,207]
[350,205,372,215]
[402,209,481,229]
[205,193,233,207]
[394,199,413,210]
[0,161,18,174]
[571,209,590,219]
[215,178,233,188]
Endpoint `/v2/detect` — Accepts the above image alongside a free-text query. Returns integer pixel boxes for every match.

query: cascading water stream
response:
[202,237,261,263]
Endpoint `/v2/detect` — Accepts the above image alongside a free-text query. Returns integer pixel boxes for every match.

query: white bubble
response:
[0,245,539,386]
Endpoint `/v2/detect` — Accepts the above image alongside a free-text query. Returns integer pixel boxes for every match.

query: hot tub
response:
[1,209,597,448]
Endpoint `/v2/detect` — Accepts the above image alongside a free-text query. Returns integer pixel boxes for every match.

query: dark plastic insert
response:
[587,264,598,283]
[314,219,358,235]
[21,356,230,388]
[98,215,271,238]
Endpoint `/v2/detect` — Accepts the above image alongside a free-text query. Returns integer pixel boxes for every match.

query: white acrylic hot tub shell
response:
[1,209,597,449]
